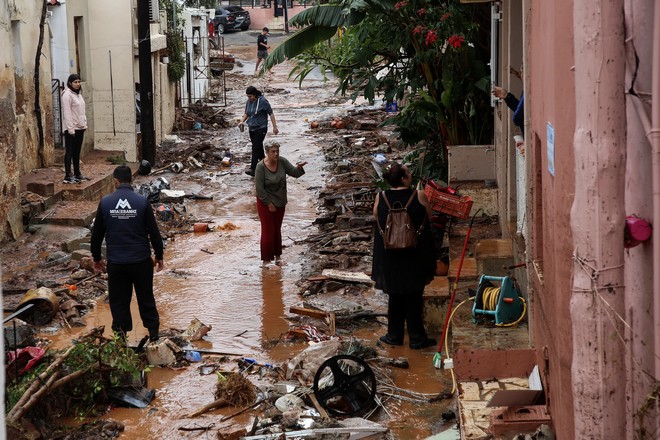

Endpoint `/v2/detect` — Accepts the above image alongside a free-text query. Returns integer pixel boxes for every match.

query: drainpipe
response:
[652,0,660,384]
[490,2,500,107]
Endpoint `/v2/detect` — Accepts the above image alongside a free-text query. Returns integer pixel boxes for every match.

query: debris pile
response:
[173,102,232,131]
[5,327,142,438]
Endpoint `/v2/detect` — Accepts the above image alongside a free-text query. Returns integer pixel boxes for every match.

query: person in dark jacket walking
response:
[91,165,165,342]
[239,86,279,176]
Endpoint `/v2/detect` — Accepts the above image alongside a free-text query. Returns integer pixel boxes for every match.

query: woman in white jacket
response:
[61,73,88,183]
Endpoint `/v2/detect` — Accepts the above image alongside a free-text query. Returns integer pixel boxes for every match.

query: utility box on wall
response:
[448,145,496,183]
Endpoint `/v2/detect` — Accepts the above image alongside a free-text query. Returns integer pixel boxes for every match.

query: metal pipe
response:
[490,2,500,107]
[109,50,116,136]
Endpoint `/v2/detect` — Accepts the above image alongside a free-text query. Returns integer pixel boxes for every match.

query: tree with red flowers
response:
[264,0,492,181]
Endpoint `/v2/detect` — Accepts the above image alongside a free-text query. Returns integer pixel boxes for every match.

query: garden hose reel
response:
[472,275,525,325]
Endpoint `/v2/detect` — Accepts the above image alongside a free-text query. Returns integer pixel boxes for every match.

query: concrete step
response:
[424,276,450,298]
[31,200,98,227]
[448,257,478,280]
[475,239,514,277]
[20,153,122,227]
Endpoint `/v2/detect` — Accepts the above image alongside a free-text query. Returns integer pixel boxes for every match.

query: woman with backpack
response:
[372,163,437,349]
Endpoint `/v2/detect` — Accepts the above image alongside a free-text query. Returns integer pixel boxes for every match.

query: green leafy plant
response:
[6,334,145,419]
[161,0,187,82]
[265,0,493,181]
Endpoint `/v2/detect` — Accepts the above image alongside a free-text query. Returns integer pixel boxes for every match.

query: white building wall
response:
[48,3,70,86]
[87,0,137,160]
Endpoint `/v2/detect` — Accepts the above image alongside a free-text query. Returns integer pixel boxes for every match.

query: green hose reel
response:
[472,275,525,326]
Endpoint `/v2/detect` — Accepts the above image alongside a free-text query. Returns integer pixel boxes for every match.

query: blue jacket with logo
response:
[91,184,164,264]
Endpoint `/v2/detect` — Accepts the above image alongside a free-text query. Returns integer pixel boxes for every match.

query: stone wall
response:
[0,0,55,242]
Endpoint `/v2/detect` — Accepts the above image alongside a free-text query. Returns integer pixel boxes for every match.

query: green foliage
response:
[6,335,145,419]
[166,30,186,82]
[161,0,187,82]
[269,0,494,177]
[107,154,126,165]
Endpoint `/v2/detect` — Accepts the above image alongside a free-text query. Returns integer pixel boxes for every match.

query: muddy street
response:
[3,33,457,439]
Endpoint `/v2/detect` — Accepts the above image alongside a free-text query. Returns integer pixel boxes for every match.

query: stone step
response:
[423,276,450,298]
[448,257,478,280]
[475,239,514,277]
[20,153,125,227]
[31,200,98,227]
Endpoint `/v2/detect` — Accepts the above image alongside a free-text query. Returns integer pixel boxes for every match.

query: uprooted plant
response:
[6,327,146,430]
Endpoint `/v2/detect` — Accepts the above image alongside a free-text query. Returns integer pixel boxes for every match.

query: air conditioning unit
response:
[148,0,159,22]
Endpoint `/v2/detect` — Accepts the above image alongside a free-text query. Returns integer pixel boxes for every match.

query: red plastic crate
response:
[424,184,473,219]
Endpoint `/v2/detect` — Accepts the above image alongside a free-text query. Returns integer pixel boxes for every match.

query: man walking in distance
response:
[255,27,270,75]
[91,165,165,342]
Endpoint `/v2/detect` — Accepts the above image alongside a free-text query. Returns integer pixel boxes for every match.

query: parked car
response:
[213,6,251,34]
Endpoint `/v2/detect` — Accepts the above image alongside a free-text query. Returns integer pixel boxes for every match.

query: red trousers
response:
[257,198,286,261]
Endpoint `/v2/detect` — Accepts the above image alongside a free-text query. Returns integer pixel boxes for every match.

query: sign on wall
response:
[547,123,555,176]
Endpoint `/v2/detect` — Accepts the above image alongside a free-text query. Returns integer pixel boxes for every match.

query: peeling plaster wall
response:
[570,0,627,436]
[526,0,577,437]
[1,0,55,242]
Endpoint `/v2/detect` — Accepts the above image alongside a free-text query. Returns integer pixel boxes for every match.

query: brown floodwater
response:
[43,42,456,439]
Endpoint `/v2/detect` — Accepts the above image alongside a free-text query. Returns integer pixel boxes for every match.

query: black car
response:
[213,6,251,34]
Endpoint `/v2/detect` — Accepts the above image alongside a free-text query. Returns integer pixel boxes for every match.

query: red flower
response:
[417,8,427,17]
[425,30,438,46]
[441,12,451,21]
[412,25,426,36]
[447,34,465,49]
[394,1,408,11]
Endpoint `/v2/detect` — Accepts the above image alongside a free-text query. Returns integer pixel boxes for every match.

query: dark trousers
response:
[249,127,268,171]
[386,292,429,345]
[107,259,159,338]
[256,197,285,261]
[64,129,85,177]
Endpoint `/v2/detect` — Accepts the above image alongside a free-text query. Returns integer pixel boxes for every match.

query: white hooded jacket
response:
[62,87,87,134]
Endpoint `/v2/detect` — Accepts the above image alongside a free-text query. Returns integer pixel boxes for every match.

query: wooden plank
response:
[308,393,329,418]
[325,181,373,190]
[321,269,374,284]
[306,275,329,282]
[289,306,327,320]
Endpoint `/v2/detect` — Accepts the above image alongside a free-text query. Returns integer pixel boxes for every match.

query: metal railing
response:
[52,79,63,148]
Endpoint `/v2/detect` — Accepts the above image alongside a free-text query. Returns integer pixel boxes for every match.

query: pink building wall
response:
[243,5,309,31]
[521,0,658,437]
[526,1,577,437]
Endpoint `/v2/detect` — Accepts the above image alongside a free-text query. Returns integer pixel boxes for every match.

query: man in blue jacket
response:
[91,165,165,342]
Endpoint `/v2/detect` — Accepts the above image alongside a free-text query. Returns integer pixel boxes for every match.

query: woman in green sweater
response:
[255,143,307,268]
